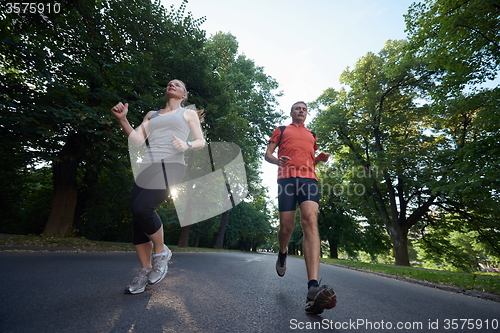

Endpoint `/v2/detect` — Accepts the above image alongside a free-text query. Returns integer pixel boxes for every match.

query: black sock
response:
[308,279,319,289]
[278,251,287,257]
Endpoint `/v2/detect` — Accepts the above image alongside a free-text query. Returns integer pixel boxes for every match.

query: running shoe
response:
[148,245,172,285]
[124,268,150,294]
[276,251,287,277]
[304,284,337,314]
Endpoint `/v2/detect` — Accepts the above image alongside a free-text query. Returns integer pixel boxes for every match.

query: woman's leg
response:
[134,241,153,270]
[149,225,166,254]
[131,163,185,259]
[130,180,168,268]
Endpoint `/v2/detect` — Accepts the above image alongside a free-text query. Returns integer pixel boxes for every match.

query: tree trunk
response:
[388,224,410,266]
[214,210,229,249]
[177,150,198,248]
[43,135,80,235]
[73,166,99,234]
[388,195,436,266]
[177,225,191,247]
[328,238,338,259]
[193,228,200,248]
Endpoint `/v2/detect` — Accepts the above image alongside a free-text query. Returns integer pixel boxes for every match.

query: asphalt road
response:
[0,250,499,333]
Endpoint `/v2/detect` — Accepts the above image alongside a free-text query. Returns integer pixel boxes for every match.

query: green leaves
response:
[200,32,283,200]
[1,0,281,243]
[311,40,447,265]
[309,0,500,268]
[405,0,500,94]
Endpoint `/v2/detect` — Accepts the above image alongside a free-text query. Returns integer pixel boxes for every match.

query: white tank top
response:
[145,108,190,165]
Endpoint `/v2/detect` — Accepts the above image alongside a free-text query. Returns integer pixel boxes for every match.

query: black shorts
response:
[131,162,186,245]
[277,177,319,212]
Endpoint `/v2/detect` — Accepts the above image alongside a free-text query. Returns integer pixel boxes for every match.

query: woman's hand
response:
[111,102,129,120]
[172,135,188,151]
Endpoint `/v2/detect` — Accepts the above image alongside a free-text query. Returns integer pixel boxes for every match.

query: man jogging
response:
[265,101,337,314]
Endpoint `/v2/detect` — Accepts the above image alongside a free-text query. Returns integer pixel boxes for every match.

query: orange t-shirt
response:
[269,123,318,180]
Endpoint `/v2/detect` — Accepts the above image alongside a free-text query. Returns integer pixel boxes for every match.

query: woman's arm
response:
[172,109,205,151]
[111,102,151,146]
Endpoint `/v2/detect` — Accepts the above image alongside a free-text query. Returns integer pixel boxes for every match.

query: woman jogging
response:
[111,79,205,294]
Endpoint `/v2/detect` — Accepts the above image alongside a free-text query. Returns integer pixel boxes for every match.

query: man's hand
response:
[278,156,292,166]
[315,152,330,163]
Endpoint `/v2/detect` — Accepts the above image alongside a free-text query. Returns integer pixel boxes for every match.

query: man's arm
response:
[265,141,291,166]
[314,152,330,165]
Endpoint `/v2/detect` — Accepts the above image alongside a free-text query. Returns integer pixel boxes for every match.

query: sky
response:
[161,0,418,203]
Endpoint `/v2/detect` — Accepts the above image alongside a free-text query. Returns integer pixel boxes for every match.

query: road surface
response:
[0,250,498,332]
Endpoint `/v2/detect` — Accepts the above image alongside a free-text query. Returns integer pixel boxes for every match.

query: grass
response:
[320,258,500,296]
[0,234,136,251]
[1,234,498,297]
[0,234,233,253]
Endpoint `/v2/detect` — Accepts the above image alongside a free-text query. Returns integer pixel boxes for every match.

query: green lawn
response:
[320,258,500,296]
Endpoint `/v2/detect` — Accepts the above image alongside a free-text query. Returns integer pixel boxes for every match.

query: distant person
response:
[265,101,336,314]
[111,79,205,294]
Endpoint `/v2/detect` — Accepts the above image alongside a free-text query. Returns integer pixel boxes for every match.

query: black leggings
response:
[130,163,185,245]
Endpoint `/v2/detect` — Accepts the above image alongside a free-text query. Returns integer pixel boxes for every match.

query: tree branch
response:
[456,24,500,53]
[405,194,437,229]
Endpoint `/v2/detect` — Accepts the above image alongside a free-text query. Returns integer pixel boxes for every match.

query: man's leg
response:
[278,210,296,254]
[275,210,295,277]
[300,200,337,314]
[299,200,320,281]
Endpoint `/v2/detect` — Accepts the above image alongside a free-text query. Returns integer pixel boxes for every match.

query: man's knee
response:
[301,217,318,233]
[299,203,319,233]
[279,211,296,235]
[279,224,294,237]
[279,218,295,235]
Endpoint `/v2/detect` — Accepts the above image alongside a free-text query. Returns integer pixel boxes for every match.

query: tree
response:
[177,31,282,248]
[202,32,283,177]
[429,90,500,261]
[415,213,496,272]
[224,201,271,251]
[405,0,500,95]
[306,0,500,268]
[405,0,500,263]
[311,40,442,266]
[2,0,281,249]
[315,164,390,259]
[1,0,208,235]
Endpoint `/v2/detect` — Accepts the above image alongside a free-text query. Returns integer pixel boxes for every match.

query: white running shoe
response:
[124,268,150,294]
[148,245,172,285]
